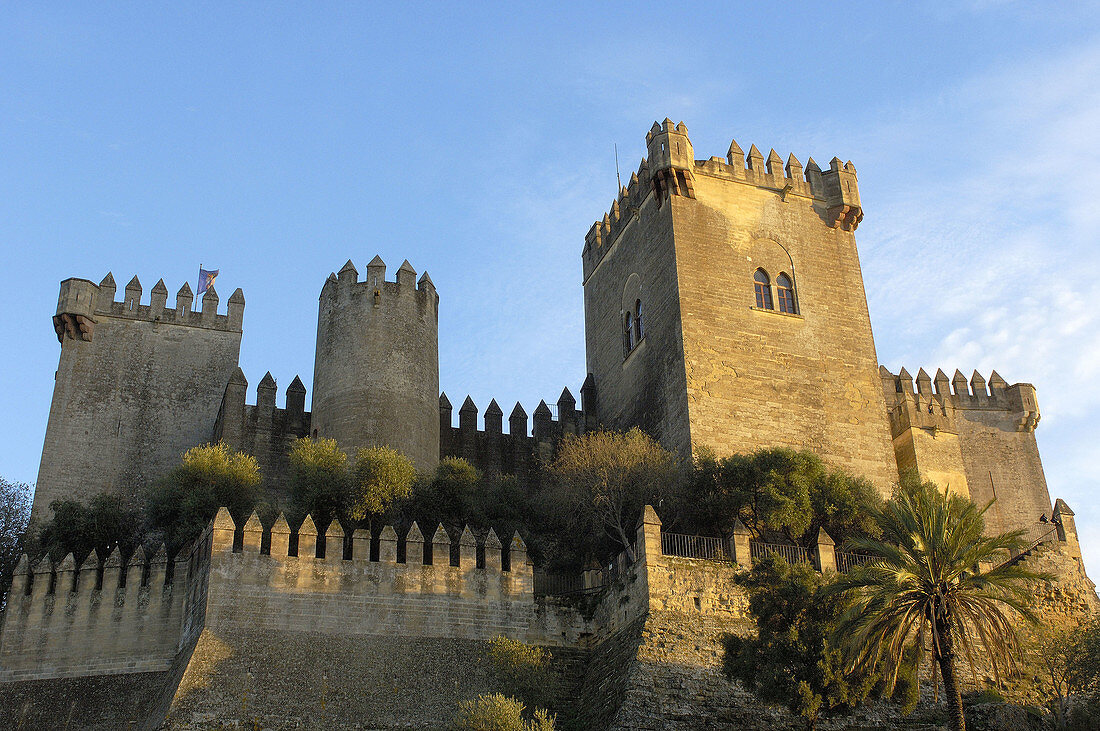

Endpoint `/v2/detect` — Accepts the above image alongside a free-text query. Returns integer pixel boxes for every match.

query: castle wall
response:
[881,367,1051,535]
[0,536,206,683]
[582,163,693,455]
[311,258,439,471]
[34,275,243,518]
[438,387,593,479]
[213,370,310,509]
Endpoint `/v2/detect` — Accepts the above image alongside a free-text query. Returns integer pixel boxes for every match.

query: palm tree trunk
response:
[936,612,966,731]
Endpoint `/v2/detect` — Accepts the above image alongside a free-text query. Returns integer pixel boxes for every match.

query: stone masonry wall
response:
[0,537,204,683]
[881,367,1051,536]
[213,370,311,508]
[582,165,693,456]
[34,275,243,518]
[669,152,898,490]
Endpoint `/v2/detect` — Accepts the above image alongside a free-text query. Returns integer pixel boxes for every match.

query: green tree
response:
[0,478,32,606]
[484,636,560,716]
[406,457,482,534]
[545,428,677,562]
[723,554,904,729]
[1063,616,1100,724]
[349,446,417,523]
[38,492,146,563]
[828,479,1048,731]
[147,442,262,549]
[288,437,350,525]
[679,447,878,546]
[450,693,555,731]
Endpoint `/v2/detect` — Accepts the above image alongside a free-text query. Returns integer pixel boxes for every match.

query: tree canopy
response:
[37,492,146,563]
[678,447,879,546]
[0,478,32,606]
[147,442,262,549]
[544,428,677,562]
[723,554,909,729]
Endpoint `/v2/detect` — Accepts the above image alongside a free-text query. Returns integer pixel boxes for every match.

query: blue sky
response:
[3,3,1099,569]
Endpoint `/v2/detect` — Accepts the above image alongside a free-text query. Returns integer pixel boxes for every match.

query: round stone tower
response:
[311,255,440,470]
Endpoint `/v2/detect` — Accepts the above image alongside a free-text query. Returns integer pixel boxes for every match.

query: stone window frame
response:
[621,274,646,361]
[776,272,798,314]
[753,268,774,310]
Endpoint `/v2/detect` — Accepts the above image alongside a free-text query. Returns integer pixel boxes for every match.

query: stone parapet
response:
[0,534,208,682]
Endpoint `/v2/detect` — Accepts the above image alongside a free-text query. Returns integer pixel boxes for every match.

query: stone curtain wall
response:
[0,540,202,683]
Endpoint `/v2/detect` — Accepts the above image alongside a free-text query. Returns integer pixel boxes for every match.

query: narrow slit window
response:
[753,269,773,310]
[776,273,797,314]
[633,299,643,342]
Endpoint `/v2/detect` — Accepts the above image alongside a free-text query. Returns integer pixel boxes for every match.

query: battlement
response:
[880,366,1041,436]
[438,377,596,474]
[318,255,437,306]
[210,507,530,594]
[53,273,245,343]
[0,537,207,681]
[583,120,863,277]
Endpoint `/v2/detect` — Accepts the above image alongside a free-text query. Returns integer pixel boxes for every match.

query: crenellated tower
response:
[35,273,245,518]
[582,119,897,489]
[311,256,440,470]
[880,366,1050,535]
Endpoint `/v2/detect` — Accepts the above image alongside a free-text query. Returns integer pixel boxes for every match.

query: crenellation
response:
[298,515,318,559]
[0,539,199,683]
[54,274,243,344]
[15,118,1092,728]
[439,384,593,474]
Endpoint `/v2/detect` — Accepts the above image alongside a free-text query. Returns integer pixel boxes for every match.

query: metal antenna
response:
[614,143,622,190]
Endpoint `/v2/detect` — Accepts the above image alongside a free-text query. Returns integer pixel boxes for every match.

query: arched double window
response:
[753,269,799,314]
[623,298,644,356]
[753,269,773,310]
[776,273,797,314]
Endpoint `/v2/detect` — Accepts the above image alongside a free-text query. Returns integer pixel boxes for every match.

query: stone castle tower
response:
[582,119,897,490]
[311,256,440,471]
[33,275,244,519]
[6,118,1093,730]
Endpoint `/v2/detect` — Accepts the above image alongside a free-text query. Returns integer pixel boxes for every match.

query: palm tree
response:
[828,480,1049,731]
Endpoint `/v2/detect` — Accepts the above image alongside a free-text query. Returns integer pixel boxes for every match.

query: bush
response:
[38,492,146,562]
[485,636,559,714]
[723,554,906,727]
[349,446,417,521]
[450,693,555,731]
[288,437,349,525]
[544,428,677,563]
[147,443,261,549]
[675,447,879,546]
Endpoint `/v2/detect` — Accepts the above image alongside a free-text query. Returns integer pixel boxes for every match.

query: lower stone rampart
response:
[1,502,1096,729]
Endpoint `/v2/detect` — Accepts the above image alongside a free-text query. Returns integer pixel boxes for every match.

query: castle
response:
[2,120,1095,730]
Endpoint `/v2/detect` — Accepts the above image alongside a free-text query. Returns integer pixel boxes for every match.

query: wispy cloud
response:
[859,40,1100,570]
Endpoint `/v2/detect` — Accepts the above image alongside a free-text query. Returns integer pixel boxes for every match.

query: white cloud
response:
[859,41,1100,571]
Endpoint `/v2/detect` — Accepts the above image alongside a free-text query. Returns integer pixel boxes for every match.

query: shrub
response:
[485,636,559,713]
[288,437,349,525]
[450,693,555,731]
[349,445,417,521]
[147,443,261,549]
[38,492,146,562]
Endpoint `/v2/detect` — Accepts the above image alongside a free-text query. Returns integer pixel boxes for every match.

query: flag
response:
[197,267,219,295]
